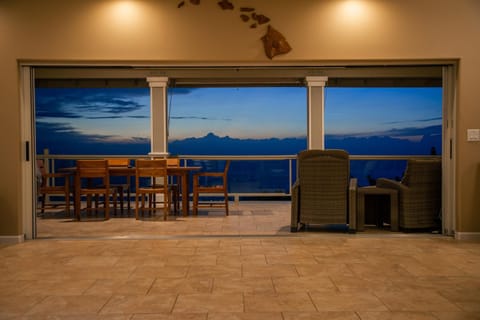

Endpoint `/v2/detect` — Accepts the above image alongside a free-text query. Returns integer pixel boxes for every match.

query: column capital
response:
[305,76,328,87]
[147,77,169,88]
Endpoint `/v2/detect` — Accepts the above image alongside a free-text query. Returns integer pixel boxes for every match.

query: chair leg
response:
[75,191,81,221]
[104,192,110,220]
[127,188,131,214]
[193,190,198,216]
[140,193,145,218]
[171,188,179,215]
[65,192,70,216]
[94,194,99,215]
[111,189,118,216]
[135,192,139,220]
[112,190,117,219]
[40,193,46,214]
[225,191,229,216]
[164,191,168,221]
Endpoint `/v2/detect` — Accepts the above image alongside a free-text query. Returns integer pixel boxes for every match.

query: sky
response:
[36,88,151,143]
[168,87,307,140]
[325,87,442,139]
[35,86,442,145]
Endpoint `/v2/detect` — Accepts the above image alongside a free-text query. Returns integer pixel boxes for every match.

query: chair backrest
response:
[135,159,168,178]
[106,158,130,167]
[36,159,47,187]
[166,157,180,167]
[223,160,231,177]
[297,149,349,184]
[401,159,441,188]
[76,160,109,179]
[296,149,350,224]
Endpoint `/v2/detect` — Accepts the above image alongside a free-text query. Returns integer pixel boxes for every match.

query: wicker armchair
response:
[376,159,441,230]
[291,149,357,232]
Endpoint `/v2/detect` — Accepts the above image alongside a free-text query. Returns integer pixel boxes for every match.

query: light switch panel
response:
[467,129,480,141]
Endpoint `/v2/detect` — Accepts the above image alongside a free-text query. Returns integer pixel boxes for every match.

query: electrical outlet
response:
[467,129,480,141]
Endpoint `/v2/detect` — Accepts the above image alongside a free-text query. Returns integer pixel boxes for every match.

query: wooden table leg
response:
[181,172,189,216]
[74,178,81,221]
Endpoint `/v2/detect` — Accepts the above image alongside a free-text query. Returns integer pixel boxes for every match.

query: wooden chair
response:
[192,160,231,216]
[135,159,171,220]
[36,159,72,216]
[167,157,181,214]
[75,159,116,221]
[106,158,131,215]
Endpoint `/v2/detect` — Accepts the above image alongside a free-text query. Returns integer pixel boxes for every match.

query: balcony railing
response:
[37,150,441,203]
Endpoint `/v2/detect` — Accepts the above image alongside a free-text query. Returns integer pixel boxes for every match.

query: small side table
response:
[357,186,399,232]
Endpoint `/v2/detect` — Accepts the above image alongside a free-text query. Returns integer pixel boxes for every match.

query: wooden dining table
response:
[61,165,201,218]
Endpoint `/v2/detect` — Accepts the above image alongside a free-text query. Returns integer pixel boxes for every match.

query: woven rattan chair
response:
[291,149,357,232]
[376,159,441,230]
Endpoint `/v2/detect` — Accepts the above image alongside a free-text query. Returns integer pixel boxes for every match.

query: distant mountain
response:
[169,126,441,157]
[326,133,441,155]
[37,126,441,188]
[169,132,307,155]
[37,120,441,157]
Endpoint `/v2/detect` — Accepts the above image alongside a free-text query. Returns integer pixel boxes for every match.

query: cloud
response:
[85,116,124,119]
[35,88,148,119]
[335,125,442,140]
[383,117,442,125]
[170,116,232,121]
[168,88,198,95]
[128,115,150,119]
[382,125,441,137]
[35,99,83,119]
[35,121,151,155]
[36,121,114,143]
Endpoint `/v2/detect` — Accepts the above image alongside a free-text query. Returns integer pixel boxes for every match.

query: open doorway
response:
[20,63,456,239]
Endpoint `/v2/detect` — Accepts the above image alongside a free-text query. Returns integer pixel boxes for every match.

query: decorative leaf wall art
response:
[261,25,292,59]
[177,0,292,59]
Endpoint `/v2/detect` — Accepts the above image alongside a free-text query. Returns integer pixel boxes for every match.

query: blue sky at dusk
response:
[36,88,151,144]
[35,86,442,148]
[168,87,307,140]
[325,87,442,139]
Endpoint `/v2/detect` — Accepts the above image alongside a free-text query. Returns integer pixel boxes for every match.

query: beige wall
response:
[1,0,479,236]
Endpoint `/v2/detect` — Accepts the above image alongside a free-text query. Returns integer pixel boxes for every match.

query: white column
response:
[306,76,328,150]
[147,77,169,157]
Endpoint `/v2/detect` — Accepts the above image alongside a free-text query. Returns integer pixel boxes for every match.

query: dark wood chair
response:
[192,160,231,216]
[106,158,131,215]
[36,159,72,216]
[75,159,116,221]
[167,157,181,214]
[135,159,171,220]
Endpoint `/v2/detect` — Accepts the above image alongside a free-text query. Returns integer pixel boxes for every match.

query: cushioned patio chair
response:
[376,158,441,230]
[291,149,357,232]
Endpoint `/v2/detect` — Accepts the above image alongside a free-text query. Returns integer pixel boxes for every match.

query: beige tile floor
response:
[36,201,293,239]
[1,202,479,319]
